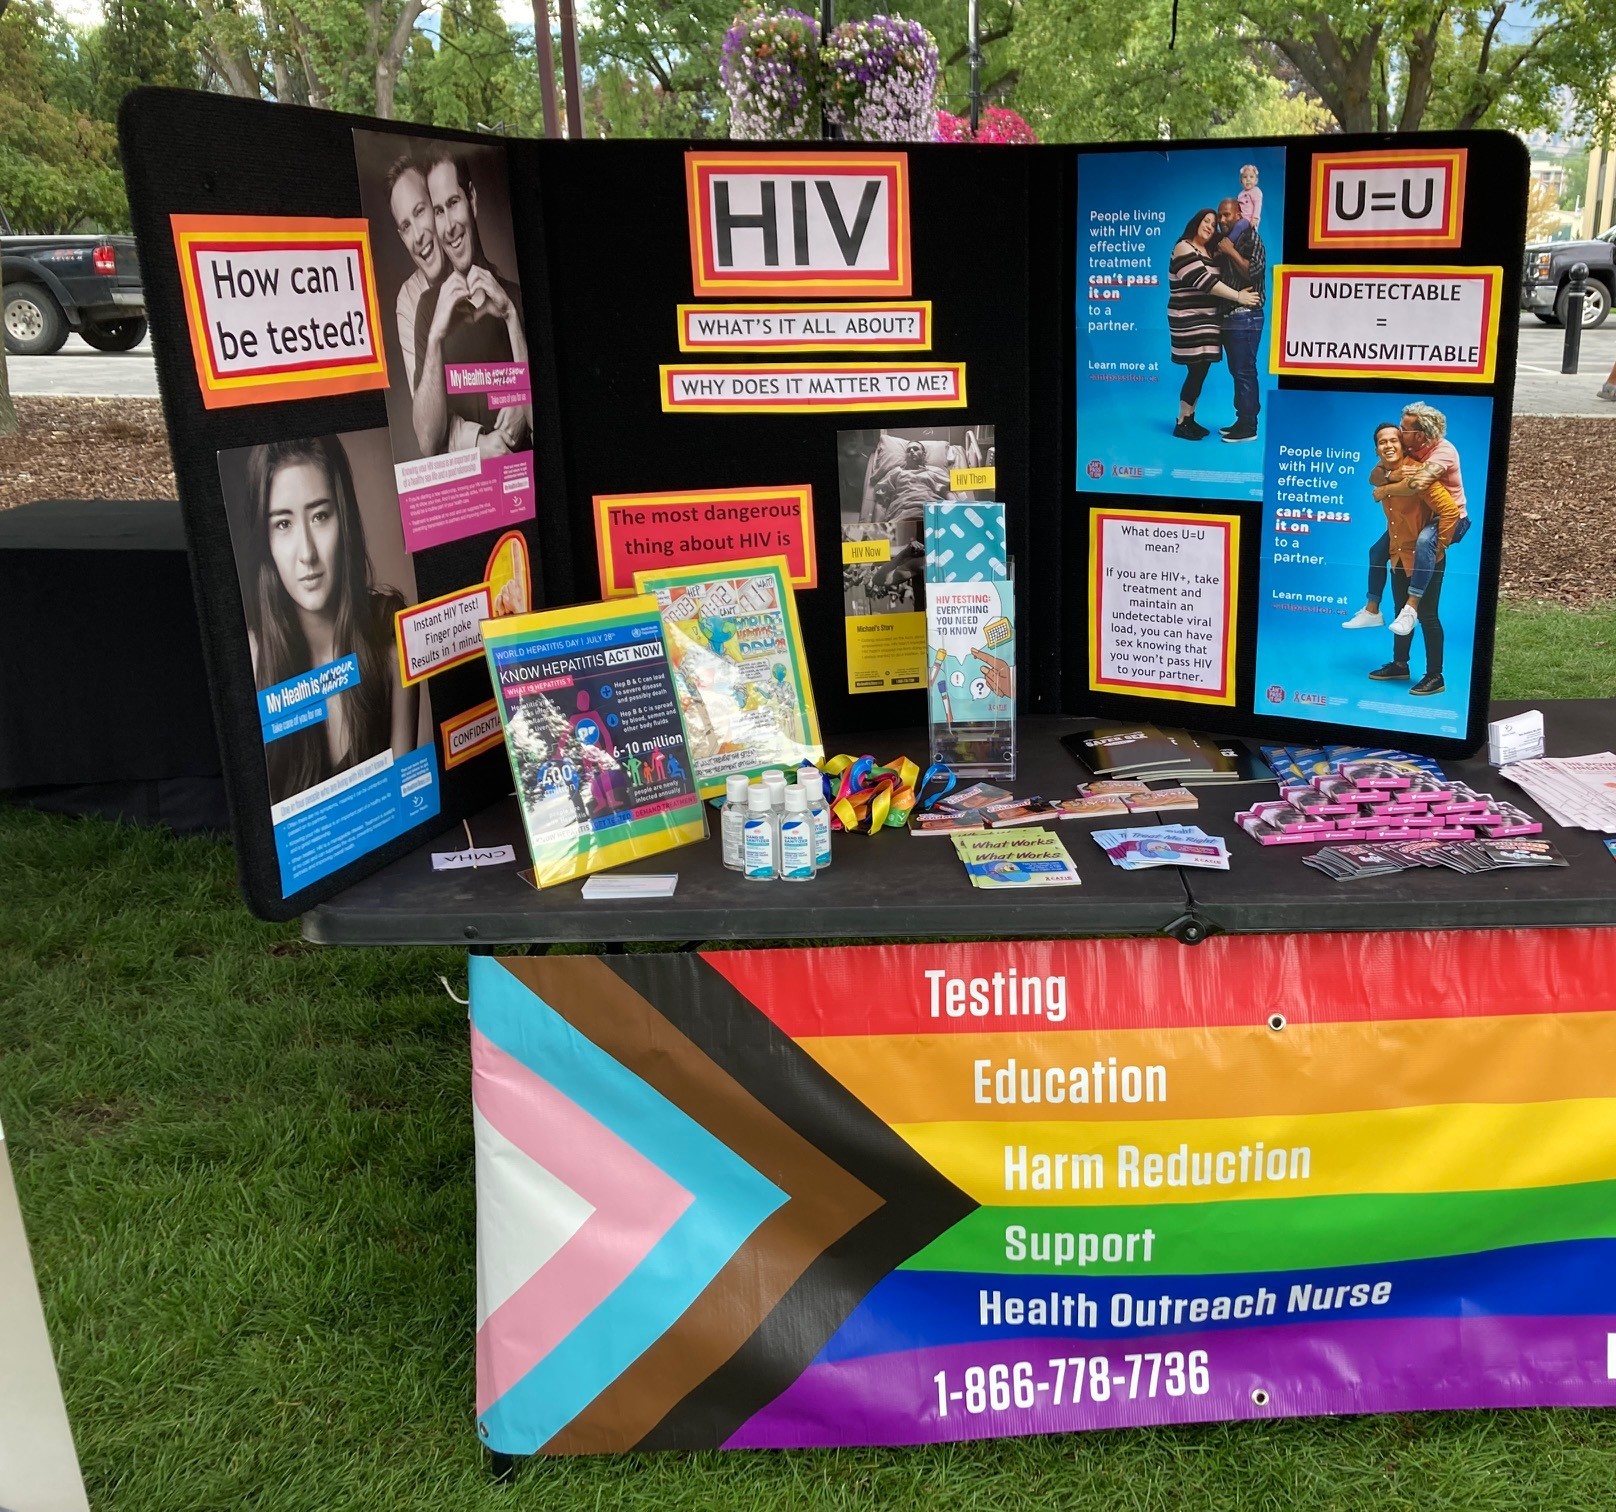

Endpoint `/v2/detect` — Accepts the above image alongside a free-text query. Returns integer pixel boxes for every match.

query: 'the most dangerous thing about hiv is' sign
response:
[171,215,388,408]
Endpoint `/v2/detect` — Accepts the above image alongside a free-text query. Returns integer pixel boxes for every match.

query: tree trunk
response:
[375,0,428,120]
[1396,11,1443,132]
[1271,18,1383,134]
[0,263,17,440]
[195,0,263,98]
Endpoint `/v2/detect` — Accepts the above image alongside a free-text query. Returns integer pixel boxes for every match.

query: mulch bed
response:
[1,397,177,514]
[1,398,1611,606]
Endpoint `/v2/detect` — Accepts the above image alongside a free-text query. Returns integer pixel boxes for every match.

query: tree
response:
[406,0,540,133]
[1013,0,1261,141]
[0,261,15,439]
[187,0,437,118]
[1014,0,1616,143]
[1526,179,1562,241]
[0,0,127,231]
[87,0,200,120]
[1560,150,1590,211]
[580,0,738,136]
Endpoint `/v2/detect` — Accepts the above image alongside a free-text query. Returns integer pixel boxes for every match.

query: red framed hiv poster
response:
[1088,508,1239,706]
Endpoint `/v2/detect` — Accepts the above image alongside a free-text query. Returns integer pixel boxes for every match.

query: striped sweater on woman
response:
[1167,242,1224,366]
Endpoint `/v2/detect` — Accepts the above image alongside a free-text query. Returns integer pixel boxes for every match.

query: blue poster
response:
[1251,390,1492,741]
[1076,146,1285,500]
[218,428,442,897]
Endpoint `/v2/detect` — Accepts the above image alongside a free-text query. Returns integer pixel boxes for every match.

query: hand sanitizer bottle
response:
[779,785,815,881]
[798,767,831,870]
[720,773,750,872]
[743,784,778,881]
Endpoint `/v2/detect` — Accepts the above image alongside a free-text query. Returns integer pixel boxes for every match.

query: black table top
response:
[302,701,1615,949]
[1182,698,1616,934]
[302,718,1193,947]
[0,499,185,552]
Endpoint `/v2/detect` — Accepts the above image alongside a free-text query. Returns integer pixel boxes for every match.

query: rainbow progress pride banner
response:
[469,930,1616,1454]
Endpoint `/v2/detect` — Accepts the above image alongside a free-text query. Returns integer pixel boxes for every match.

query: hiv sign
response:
[1309,149,1467,249]
[171,215,388,408]
[470,929,1616,1456]
[685,151,912,297]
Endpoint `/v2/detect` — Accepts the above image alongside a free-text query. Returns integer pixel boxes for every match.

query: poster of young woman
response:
[1251,390,1493,741]
[1075,146,1285,500]
[218,428,440,896]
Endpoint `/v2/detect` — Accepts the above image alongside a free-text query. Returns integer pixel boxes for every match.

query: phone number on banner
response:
[934,1351,1212,1418]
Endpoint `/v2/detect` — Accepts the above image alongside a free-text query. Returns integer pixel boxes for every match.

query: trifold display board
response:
[119,89,1525,919]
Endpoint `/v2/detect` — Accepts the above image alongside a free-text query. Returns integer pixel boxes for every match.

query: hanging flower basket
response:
[822,15,940,143]
[721,8,822,141]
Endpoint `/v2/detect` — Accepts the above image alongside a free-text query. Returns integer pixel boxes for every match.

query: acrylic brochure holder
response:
[925,500,1015,779]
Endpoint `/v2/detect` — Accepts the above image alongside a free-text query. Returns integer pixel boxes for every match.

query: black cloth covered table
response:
[303,700,1616,947]
[303,718,1194,946]
[0,499,225,830]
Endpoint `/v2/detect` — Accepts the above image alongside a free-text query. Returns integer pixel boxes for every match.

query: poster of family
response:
[1251,390,1492,741]
[1076,145,1285,500]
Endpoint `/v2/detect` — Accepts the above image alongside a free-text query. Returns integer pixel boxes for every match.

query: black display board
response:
[119,88,1524,919]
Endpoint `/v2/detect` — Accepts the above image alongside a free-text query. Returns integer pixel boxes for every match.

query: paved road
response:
[1511,314,1616,416]
[7,333,160,397]
[8,316,1616,414]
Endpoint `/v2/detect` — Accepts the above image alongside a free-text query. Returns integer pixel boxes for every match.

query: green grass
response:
[3,601,1615,1511]
[1492,600,1616,701]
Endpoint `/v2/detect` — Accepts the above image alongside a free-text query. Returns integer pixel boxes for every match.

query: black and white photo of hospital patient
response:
[240,437,419,805]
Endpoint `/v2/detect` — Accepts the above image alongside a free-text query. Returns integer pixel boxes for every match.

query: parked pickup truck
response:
[1,205,147,355]
[1520,228,1615,330]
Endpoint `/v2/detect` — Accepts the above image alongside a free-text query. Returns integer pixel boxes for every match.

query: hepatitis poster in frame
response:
[469,931,1616,1455]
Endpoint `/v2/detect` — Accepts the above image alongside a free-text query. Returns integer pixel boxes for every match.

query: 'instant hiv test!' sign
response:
[171,215,388,408]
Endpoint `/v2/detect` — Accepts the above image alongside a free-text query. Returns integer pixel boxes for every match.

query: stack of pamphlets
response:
[1500,753,1616,833]
[581,873,680,899]
[1261,744,1445,785]
[1306,839,1568,879]
[1236,763,1542,847]
[909,782,1012,836]
[1064,778,1198,816]
[1091,825,1229,871]
[1062,725,1271,788]
[951,829,1081,887]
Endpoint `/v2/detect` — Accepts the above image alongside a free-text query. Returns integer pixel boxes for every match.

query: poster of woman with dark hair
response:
[219,428,440,895]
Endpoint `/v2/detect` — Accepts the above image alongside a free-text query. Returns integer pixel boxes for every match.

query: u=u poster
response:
[470,928,1616,1456]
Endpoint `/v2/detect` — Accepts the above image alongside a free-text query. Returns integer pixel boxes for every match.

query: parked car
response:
[1520,227,1615,330]
[1,204,147,355]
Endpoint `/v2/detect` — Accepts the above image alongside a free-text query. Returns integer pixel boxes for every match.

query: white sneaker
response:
[1390,604,1419,636]
[1342,608,1383,629]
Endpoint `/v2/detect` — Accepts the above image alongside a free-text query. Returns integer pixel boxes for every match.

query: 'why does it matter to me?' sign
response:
[1090,509,1238,706]
[171,215,389,408]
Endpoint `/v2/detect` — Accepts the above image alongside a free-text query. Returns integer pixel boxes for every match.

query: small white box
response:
[1488,709,1544,767]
